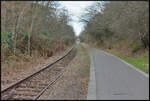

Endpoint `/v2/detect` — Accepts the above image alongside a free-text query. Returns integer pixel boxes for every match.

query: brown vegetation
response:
[1,1,76,89]
[38,44,90,100]
[1,1,75,63]
[79,1,149,56]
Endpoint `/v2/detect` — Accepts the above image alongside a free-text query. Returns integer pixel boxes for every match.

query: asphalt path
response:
[83,43,149,100]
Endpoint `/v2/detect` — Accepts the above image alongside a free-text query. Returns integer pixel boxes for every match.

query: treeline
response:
[80,1,149,53]
[1,1,75,61]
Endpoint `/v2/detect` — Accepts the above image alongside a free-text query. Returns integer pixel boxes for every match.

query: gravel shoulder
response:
[38,44,90,100]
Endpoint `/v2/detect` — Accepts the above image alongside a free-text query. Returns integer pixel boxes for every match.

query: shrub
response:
[131,42,142,53]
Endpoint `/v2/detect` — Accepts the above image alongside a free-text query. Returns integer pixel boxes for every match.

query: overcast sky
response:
[59,1,95,36]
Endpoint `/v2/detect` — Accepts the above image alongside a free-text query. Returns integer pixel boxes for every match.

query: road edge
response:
[87,55,97,100]
[101,50,149,78]
[81,43,97,100]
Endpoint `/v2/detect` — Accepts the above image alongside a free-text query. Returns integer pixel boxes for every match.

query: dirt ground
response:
[38,44,90,100]
[1,47,70,91]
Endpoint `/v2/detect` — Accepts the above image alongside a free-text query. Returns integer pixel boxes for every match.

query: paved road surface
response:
[83,43,149,100]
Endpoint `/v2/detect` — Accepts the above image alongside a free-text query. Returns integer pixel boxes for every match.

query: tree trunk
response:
[2,2,7,32]
[14,3,30,55]
[28,2,38,56]
[13,15,19,55]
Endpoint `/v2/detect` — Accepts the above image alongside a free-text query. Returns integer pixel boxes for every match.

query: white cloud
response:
[59,1,95,36]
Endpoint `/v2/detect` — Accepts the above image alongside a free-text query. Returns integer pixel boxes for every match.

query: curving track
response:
[1,47,76,100]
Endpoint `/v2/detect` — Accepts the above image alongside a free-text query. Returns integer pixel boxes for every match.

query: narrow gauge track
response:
[1,47,76,100]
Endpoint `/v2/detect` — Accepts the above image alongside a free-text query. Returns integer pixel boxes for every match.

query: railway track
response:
[1,47,76,100]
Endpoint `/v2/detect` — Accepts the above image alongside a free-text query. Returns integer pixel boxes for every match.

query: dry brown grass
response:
[38,44,90,100]
[92,40,149,58]
[1,47,69,91]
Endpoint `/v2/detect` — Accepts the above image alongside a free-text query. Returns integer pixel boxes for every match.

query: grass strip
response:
[107,50,149,74]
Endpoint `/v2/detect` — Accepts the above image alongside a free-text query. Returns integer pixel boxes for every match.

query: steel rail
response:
[33,47,76,100]
[1,46,74,95]
[33,70,64,100]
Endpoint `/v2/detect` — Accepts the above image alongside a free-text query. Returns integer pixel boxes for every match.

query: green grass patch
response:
[107,50,149,74]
